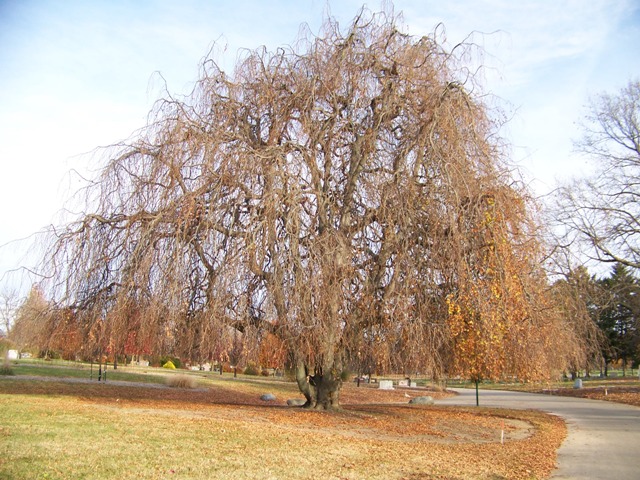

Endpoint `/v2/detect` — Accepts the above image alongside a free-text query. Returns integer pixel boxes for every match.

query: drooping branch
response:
[41,7,580,407]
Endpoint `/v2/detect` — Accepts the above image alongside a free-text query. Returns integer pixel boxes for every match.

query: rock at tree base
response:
[409,396,434,405]
[286,398,306,406]
[260,393,276,401]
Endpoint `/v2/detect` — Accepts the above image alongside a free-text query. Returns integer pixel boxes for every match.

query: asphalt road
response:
[437,388,640,479]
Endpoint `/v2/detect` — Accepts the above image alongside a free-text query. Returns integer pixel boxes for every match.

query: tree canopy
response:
[43,10,579,408]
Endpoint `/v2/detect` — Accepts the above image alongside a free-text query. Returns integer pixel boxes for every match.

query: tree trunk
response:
[295,361,342,410]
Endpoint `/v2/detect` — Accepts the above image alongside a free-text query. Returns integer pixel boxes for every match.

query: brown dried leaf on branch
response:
[42,6,585,409]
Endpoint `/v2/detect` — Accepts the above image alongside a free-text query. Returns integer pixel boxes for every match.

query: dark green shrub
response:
[0,356,14,376]
[40,350,61,360]
[244,362,259,376]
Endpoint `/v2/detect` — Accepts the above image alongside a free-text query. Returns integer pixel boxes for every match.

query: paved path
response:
[437,388,640,479]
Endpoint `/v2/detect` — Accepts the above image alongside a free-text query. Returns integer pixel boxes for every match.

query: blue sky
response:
[0,0,639,292]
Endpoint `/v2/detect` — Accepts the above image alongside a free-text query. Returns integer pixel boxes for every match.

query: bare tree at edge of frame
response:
[555,79,640,270]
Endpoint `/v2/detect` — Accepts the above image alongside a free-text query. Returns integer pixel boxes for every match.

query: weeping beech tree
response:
[44,10,578,409]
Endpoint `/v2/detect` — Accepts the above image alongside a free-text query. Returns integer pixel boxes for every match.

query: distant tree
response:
[598,263,640,374]
[551,266,606,378]
[43,9,581,408]
[227,328,244,378]
[555,79,640,268]
[0,289,19,338]
[9,286,49,353]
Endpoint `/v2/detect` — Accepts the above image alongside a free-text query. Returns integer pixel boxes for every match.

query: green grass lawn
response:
[8,359,639,395]
[4,359,304,399]
[446,372,640,392]
[0,372,566,480]
[5,360,635,478]
[0,393,310,479]
[9,361,167,385]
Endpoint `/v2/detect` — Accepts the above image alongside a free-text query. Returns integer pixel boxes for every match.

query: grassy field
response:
[445,370,640,390]
[0,361,567,480]
[11,359,640,391]
[8,360,168,384]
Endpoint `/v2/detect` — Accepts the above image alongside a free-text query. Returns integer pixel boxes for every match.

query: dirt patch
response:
[340,381,453,403]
